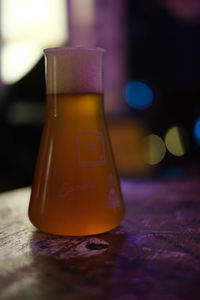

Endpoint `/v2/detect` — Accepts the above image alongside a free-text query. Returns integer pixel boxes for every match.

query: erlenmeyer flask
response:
[28,47,125,236]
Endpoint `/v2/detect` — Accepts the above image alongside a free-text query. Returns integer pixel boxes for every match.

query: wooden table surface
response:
[0,176,200,300]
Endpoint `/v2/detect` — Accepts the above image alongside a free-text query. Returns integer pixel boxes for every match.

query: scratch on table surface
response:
[141,218,151,227]
[147,250,190,260]
[175,211,185,222]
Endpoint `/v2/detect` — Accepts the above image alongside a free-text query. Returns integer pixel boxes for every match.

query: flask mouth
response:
[44,46,105,55]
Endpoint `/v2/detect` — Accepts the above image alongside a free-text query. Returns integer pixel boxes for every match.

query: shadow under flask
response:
[28,47,125,236]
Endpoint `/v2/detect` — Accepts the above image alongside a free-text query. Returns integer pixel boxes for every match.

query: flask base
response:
[29,215,125,237]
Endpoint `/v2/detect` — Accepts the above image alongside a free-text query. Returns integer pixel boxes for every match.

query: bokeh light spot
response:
[1,0,68,84]
[125,80,153,109]
[143,134,166,165]
[165,126,188,157]
[194,117,200,144]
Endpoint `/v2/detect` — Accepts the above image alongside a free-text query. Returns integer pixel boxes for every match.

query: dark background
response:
[0,0,200,192]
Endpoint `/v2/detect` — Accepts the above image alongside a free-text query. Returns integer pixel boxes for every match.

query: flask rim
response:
[44,46,105,55]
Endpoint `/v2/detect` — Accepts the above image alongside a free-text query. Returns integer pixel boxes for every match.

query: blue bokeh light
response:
[125,80,153,109]
[194,117,200,144]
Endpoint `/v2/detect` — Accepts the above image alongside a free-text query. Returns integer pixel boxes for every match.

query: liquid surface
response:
[29,93,125,236]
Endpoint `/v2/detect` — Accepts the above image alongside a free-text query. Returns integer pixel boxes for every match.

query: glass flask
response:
[28,47,125,236]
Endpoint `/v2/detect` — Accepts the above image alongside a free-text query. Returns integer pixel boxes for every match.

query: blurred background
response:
[0,0,200,192]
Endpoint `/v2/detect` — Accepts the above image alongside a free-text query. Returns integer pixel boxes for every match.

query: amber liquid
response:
[29,93,125,236]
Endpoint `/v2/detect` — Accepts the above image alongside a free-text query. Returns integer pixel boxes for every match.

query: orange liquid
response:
[29,93,125,236]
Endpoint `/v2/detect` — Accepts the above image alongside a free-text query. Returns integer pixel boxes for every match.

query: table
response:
[0,177,200,300]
